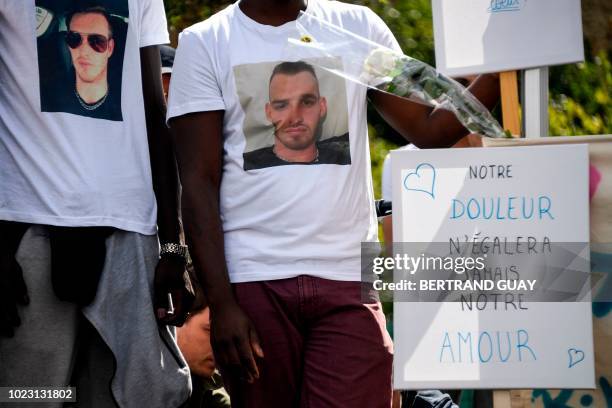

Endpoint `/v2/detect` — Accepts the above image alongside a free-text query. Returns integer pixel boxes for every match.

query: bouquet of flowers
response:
[362,48,505,138]
[286,13,506,138]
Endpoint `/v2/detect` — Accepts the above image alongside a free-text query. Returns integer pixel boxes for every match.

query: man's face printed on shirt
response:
[35,0,127,121]
[265,71,328,152]
[68,12,115,85]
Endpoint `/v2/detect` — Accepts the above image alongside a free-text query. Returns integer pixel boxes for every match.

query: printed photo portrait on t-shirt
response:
[35,0,128,121]
[234,58,351,171]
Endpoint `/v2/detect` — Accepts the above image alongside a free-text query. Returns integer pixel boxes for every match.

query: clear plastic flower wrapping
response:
[285,12,506,139]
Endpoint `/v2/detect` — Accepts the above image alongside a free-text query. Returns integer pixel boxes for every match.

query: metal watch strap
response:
[159,243,188,260]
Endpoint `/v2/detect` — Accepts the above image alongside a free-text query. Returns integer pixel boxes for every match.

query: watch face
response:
[161,244,188,258]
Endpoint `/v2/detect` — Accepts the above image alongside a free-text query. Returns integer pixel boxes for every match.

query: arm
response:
[140,45,193,325]
[170,111,263,383]
[368,73,500,148]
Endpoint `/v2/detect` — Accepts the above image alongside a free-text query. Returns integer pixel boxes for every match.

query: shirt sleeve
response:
[166,29,226,122]
[139,0,169,47]
[366,8,403,54]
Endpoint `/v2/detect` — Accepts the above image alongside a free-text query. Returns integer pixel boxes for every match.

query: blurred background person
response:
[161,44,175,100]
[177,284,231,408]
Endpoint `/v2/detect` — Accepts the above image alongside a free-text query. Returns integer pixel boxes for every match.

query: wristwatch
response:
[160,242,189,261]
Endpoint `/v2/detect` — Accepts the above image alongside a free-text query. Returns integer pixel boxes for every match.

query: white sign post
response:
[392,145,595,389]
[522,68,549,138]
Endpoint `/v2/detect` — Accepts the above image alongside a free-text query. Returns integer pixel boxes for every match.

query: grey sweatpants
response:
[0,226,190,408]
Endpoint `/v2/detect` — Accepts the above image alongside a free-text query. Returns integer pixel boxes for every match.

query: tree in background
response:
[165,0,228,43]
[549,52,611,136]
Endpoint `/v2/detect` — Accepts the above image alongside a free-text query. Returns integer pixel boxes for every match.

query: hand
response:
[210,301,264,383]
[154,256,195,326]
[0,221,30,337]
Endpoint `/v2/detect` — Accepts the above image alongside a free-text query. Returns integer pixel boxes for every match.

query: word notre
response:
[460,292,528,311]
[469,164,513,180]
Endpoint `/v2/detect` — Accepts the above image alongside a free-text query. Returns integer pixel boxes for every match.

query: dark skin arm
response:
[368,73,500,148]
[170,111,264,383]
[140,46,193,326]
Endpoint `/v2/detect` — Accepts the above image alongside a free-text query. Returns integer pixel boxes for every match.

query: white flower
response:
[363,48,399,78]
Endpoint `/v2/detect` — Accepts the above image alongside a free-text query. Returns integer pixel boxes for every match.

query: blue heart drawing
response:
[568,348,585,368]
[403,163,436,198]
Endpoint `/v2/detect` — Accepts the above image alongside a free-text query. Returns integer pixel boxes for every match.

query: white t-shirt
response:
[168,0,401,282]
[382,144,418,201]
[0,0,169,235]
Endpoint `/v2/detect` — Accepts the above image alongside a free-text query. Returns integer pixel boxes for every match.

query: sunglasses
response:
[65,31,111,53]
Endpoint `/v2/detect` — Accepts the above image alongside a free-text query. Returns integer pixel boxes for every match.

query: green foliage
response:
[549,52,612,136]
[354,0,434,64]
[165,0,226,31]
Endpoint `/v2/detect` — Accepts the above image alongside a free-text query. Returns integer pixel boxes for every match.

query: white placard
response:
[392,145,595,389]
[432,0,584,76]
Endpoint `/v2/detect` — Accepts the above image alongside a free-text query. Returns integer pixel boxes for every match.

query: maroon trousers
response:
[222,276,393,408]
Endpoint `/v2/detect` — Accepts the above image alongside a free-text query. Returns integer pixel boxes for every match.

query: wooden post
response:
[493,389,532,407]
[493,390,512,408]
[499,71,521,137]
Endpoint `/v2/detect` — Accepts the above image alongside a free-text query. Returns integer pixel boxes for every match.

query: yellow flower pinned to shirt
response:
[300,35,313,43]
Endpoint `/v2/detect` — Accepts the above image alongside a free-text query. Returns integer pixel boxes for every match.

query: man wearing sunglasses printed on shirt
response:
[65,6,115,109]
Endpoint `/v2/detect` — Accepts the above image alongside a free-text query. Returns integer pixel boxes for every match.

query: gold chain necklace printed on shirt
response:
[75,88,108,111]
